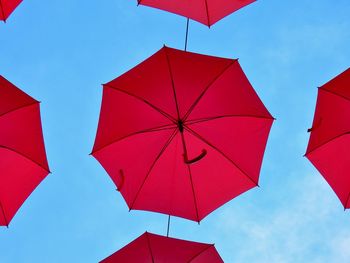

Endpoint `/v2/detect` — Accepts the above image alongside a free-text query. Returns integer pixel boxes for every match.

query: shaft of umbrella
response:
[167,215,171,237]
[184,18,189,51]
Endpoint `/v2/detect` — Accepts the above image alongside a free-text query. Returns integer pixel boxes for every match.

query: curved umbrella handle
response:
[183,149,207,164]
[116,170,125,191]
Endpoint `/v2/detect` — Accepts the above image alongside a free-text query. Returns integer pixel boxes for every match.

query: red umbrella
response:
[306,68,350,209]
[137,0,255,27]
[92,46,274,222]
[100,232,223,263]
[0,0,22,22]
[0,75,50,227]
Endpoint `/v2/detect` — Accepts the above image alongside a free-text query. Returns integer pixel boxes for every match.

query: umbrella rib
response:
[319,87,350,104]
[305,132,350,156]
[0,101,39,119]
[0,145,50,174]
[204,0,211,27]
[183,60,236,121]
[145,232,155,263]
[186,114,274,125]
[129,129,178,210]
[91,124,176,154]
[187,165,200,222]
[0,200,9,227]
[344,191,350,210]
[179,131,200,222]
[104,84,177,123]
[163,47,181,120]
[0,0,5,22]
[184,126,259,186]
[187,244,214,263]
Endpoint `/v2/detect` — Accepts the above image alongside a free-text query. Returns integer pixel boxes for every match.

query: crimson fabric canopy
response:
[137,0,255,26]
[92,46,274,222]
[306,68,350,209]
[100,232,223,263]
[0,0,22,21]
[0,76,50,227]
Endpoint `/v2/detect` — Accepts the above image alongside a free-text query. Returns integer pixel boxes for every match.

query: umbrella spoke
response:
[91,123,177,154]
[183,61,235,121]
[145,232,156,263]
[186,114,274,126]
[184,126,259,186]
[0,144,50,174]
[129,129,178,210]
[104,84,177,123]
[0,200,9,227]
[164,47,181,120]
[187,244,214,263]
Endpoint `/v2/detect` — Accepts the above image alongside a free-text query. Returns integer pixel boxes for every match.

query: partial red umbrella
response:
[306,68,350,209]
[0,0,22,22]
[92,46,274,222]
[137,0,255,27]
[0,75,50,227]
[100,232,223,263]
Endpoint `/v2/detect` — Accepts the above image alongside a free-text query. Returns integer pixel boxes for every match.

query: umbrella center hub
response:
[177,120,184,133]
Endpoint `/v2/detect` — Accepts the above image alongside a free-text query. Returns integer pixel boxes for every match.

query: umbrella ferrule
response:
[178,120,184,133]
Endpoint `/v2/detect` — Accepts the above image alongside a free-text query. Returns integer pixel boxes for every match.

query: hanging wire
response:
[184,18,190,51]
[166,215,171,237]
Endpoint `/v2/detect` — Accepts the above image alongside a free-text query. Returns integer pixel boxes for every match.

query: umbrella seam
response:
[129,129,178,210]
[0,101,39,119]
[0,145,50,173]
[91,124,176,154]
[204,0,211,27]
[145,233,155,263]
[103,84,177,123]
[184,126,259,186]
[319,87,350,104]
[187,244,214,263]
[0,200,9,227]
[186,114,274,125]
[179,130,201,222]
[163,47,181,120]
[344,191,350,210]
[305,132,350,156]
[183,60,236,121]
[0,0,5,22]
[187,164,201,222]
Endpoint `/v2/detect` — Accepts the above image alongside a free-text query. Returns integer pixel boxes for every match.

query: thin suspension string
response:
[184,18,189,51]
[166,215,171,237]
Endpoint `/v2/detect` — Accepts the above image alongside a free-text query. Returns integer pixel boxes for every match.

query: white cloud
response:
[213,173,350,263]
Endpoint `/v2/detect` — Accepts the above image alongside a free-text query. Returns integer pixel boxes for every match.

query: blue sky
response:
[1,0,350,262]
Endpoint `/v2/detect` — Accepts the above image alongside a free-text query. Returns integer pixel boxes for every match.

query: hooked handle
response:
[183,149,207,164]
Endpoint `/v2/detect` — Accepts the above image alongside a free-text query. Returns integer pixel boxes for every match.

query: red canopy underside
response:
[0,75,49,226]
[138,0,256,26]
[306,68,350,209]
[92,47,274,222]
[0,0,22,21]
[100,232,223,263]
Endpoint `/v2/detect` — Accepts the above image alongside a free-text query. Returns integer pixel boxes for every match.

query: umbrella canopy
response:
[0,75,50,227]
[100,232,223,263]
[306,68,350,209]
[0,0,22,22]
[92,46,274,222]
[137,0,255,27]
